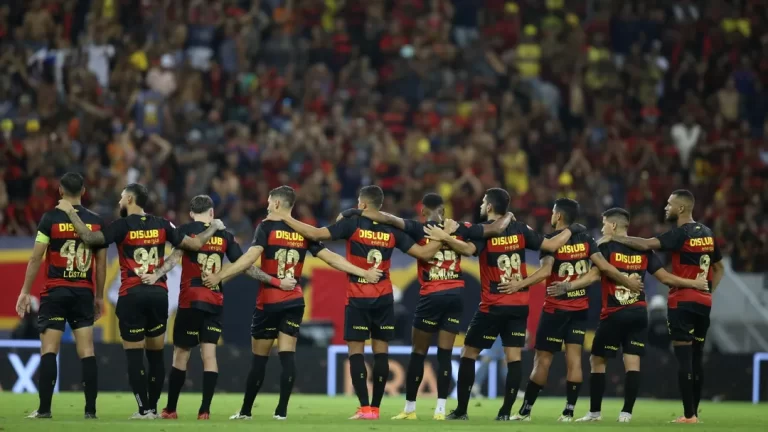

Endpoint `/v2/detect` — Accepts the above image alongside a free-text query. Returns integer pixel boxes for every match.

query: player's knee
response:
[461,346,481,360]
[622,354,640,372]
[534,350,553,369]
[590,355,607,372]
[504,347,522,363]
[437,347,452,366]
[77,345,95,358]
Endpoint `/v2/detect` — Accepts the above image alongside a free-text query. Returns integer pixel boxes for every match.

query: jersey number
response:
[497,253,522,283]
[363,249,384,283]
[615,271,640,304]
[133,247,160,275]
[698,255,710,280]
[197,253,223,275]
[557,260,590,282]
[430,250,458,280]
[59,240,92,273]
[275,248,300,279]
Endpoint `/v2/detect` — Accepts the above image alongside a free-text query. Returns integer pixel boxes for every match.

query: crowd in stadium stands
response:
[0,0,766,271]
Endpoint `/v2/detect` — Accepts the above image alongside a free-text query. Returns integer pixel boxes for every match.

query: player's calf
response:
[163,346,192,417]
[73,326,98,417]
[516,350,553,418]
[199,343,219,416]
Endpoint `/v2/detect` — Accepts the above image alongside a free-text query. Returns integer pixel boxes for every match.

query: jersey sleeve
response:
[308,240,326,256]
[458,222,484,240]
[35,212,52,244]
[539,234,556,260]
[471,238,487,256]
[251,223,268,248]
[712,241,723,264]
[101,218,130,245]
[326,217,358,240]
[587,235,600,257]
[655,227,686,252]
[393,228,417,253]
[521,224,544,250]
[163,219,184,247]
[647,251,664,275]
[403,219,425,241]
[225,232,245,262]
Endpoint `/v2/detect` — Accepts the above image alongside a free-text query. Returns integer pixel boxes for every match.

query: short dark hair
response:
[485,188,510,214]
[124,183,149,208]
[189,195,214,214]
[421,193,444,210]
[359,185,384,208]
[554,198,580,224]
[269,185,296,208]
[602,207,630,227]
[671,189,695,206]
[59,172,84,196]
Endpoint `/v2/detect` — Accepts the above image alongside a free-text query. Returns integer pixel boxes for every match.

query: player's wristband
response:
[269,277,281,287]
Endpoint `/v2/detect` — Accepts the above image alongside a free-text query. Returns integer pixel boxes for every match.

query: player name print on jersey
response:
[543,231,598,312]
[407,221,465,296]
[599,241,662,319]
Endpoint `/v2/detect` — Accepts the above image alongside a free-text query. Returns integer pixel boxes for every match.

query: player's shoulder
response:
[74,205,104,224]
[507,220,533,234]
[684,222,714,237]
[572,231,596,243]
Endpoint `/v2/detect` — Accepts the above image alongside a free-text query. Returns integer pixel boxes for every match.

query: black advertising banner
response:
[13,343,751,401]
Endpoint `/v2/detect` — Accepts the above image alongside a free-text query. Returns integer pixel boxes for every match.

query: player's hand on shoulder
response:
[279,277,297,291]
[341,208,363,219]
[363,267,384,283]
[15,293,30,318]
[202,272,221,288]
[140,272,160,285]
[547,281,570,297]
[94,298,104,321]
[56,199,75,213]
[507,212,516,221]
[568,223,586,234]
[443,219,459,234]
[626,273,643,292]
[498,280,523,294]
[423,224,448,240]
[597,234,612,245]
[211,219,226,230]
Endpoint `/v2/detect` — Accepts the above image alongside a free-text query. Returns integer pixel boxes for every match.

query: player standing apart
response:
[425,189,582,420]
[57,183,223,419]
[548,208,709,422]
[139,195,290,419]
[267,185,445,420]
[16,173,106,419]
[602,191,724,423]
[507,198,643,422]
[203,186,382,420]
[341,192,513,420]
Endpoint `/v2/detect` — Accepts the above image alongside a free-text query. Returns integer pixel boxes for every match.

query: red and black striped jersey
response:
[471,220,544,313]
[655,222,722,308]
[598,242,664,319]
[35,206,104,295]
[252,221,326,311]
[401,220,484,296]
[327,216,415,308]
[178,221,243,313]
[540,231,599,312]
[102,214,185,296]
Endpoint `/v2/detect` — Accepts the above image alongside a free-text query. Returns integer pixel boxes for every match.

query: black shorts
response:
[38,287,95,333]
[535,309,588,352]
[465,307,528,350]
[115,285,169,342]
[412,292,463,334]
[667,302,711,343]
[173,308,223,348]
[251,306,304,340]
[592,307,648,358]
[344,305,395,342]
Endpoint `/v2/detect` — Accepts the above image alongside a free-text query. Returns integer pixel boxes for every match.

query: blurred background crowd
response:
[0,0,766,272]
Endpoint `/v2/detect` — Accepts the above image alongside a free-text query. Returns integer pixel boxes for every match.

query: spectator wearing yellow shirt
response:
[516,25,541,79]
[500,136,529,195]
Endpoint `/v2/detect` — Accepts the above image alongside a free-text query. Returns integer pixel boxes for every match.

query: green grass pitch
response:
[0,393,766,431]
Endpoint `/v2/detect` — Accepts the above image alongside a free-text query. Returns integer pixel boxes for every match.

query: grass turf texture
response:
[1,393,766,431]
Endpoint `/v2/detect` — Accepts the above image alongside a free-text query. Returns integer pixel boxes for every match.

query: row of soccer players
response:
[16,172,723,424]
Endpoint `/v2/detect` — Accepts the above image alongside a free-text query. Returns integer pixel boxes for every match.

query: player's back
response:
[598,241,657,319]
[657,222,721,307]
[178,221,239,312]
[542,230,598,312]
[38,206,104,294]
[474,220,543,313]
[253,220,324,311]
[403,220,465,296]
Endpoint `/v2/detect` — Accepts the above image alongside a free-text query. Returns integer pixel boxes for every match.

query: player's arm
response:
[343,208,407,230]
[176,220,226,251]
[141,249,183,285]
[481,212,515,237]
[316,249,383,283]
[405,238,444,261]
[15,241,47,317]
[590,252,643,292]
[204,246,273,287]
[94,248,107,320]
[423,224,476,256]
[710,243,725,293]
[223,237,291,289]
[58,204,107,246]
[653,268,709,290]
[548,267,601,296]
[272,214,333,241]
[609,235,661,251]
[539,227,577,252]
[498,256,555,293]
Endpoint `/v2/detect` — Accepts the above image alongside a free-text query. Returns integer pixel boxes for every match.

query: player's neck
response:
[193,216,212,223]
[486,212,502,222]
[614,228,627,237]
[62,196,81,206]
[555,222,569,231]
[127,206,145,216]
[676,215,694,227]
[273,208,292,218]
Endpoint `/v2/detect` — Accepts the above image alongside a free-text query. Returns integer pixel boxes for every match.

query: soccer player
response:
[202,186,383,420]
[424,188,584,421]
[265,185,446,420]
[506,198,643,422]
[137,195,294,419]
[56,183,224,419]
[338,192,514,420]
[600,191,725,423]
[547,208,709,423]
[15,173,106,419]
